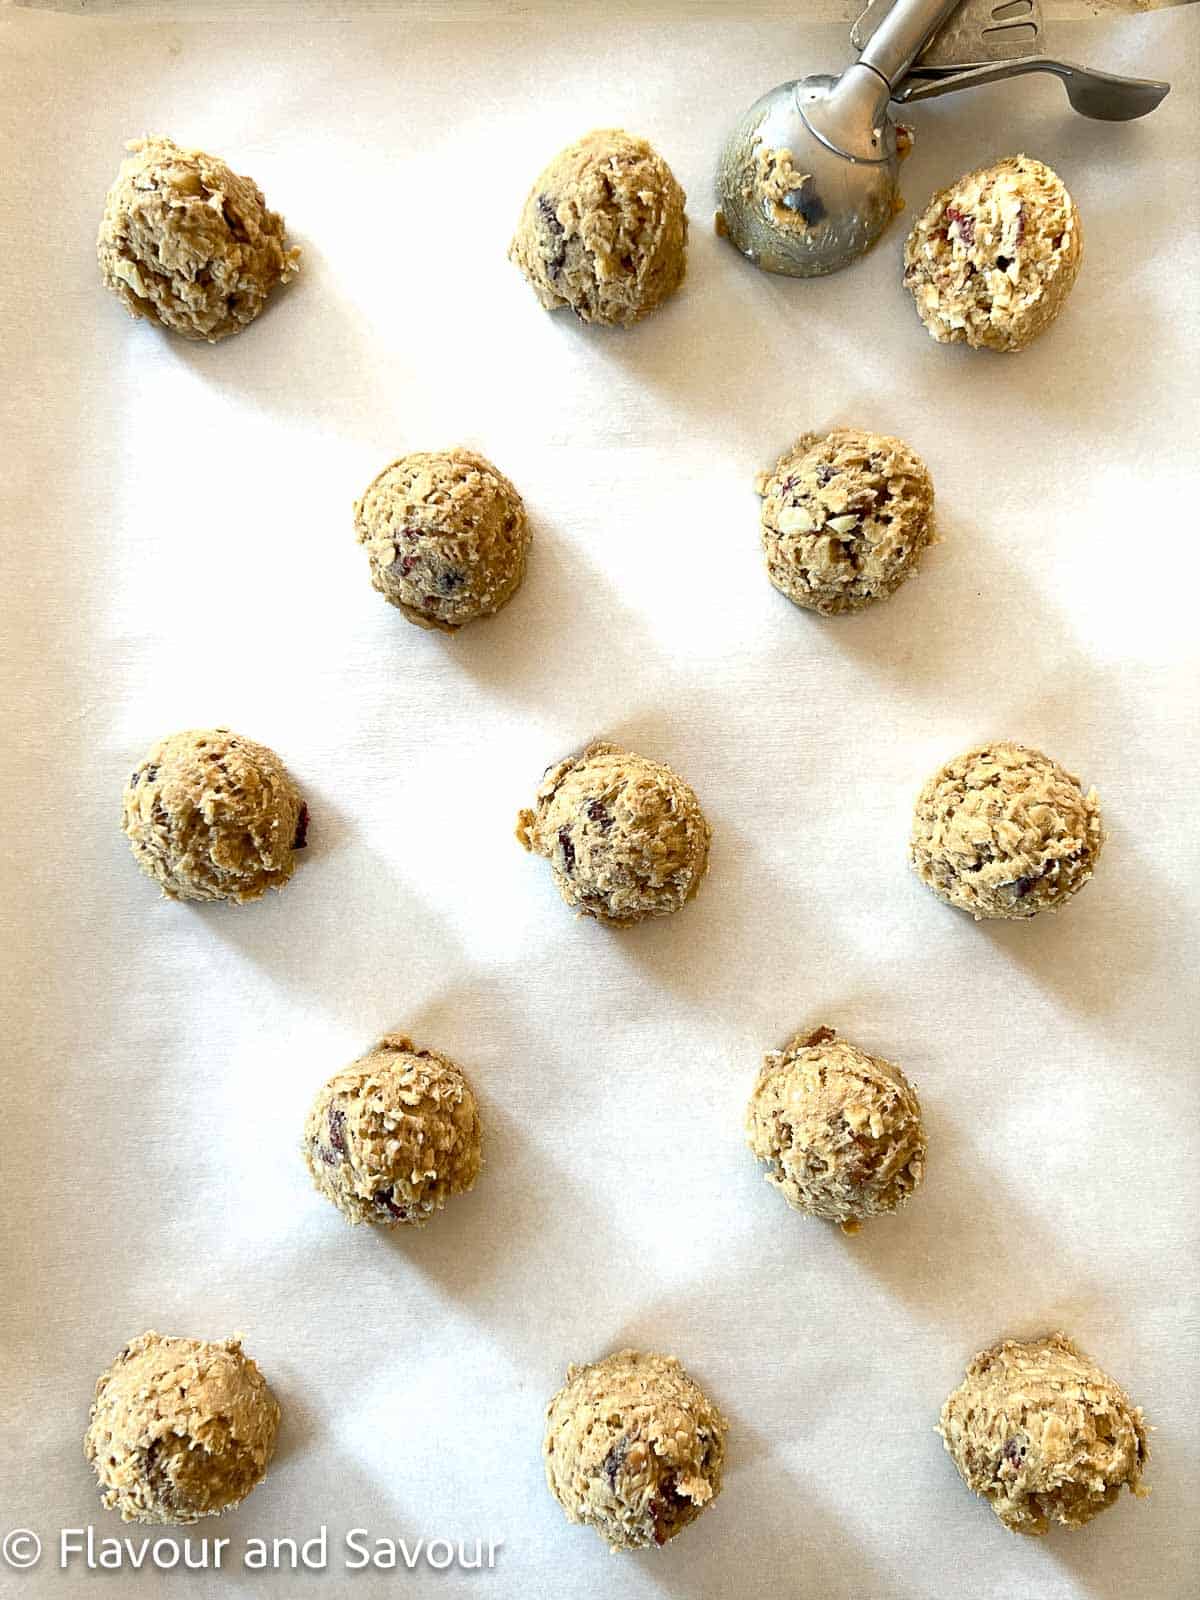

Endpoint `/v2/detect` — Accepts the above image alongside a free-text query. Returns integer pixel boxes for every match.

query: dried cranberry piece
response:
[143,1439,180,1510]
[1012,859,1057,898]
[648,1481,689,1545]
[328,1104,347,1155]
[1002,1436,1028,1469]
[602,1439,627,1487]
[372,1188,406,1220]
[944,205,975,246]
[293,803,309,849]
[558,827,576,874]
[536,194,567,278]
[586,799,611,830]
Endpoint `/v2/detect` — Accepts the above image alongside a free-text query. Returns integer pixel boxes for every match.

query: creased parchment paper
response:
[0,7,1197,1597]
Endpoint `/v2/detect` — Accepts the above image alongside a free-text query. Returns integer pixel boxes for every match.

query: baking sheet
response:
[1,6,1197,1597]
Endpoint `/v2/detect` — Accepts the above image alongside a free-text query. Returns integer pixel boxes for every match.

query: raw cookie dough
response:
[516,740,711,926]
[910,742,1103,920]
[303,1033,481,1227]
[509,130,687,326]
[939,1332,1149,1535]
[745,1026,926,1233]
[122,729,307,904]
[750,145,827,232]
[755,426,935,614]
[353,449,529,632]
[903,154,1081,352]
[84,1332,279,1525]
[98,136,299,342]
[543,1349,727,1551]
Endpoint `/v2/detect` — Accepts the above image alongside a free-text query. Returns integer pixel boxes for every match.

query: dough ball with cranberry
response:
[910,742,1103,920]
[516,740,710,926]
[303,1034,481,1227]
[97,136,299,342]
[122,728,307,904]
[939,1332,1148,1535]
[543,1349,726,1551]
[354,448,529,632]
[84,1331,279,1524]
[756,426,935,614]
[745,1026,926,1232]
[509,129,687,326]
[903,154,1081,352]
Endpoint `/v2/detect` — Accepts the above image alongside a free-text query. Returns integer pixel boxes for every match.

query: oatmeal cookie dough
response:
[509,130,687,326]
[84,1332,279,1525]
[749,145,826,232]
[543,1349,727,1552]
[939,1332,1149,1535]
[756,426,935,614]
[910,742,1103,920]
[354,449,529,632]
[122,729,307,904]
[516,741,711,926]
[745,1026,926,1232]
[904,155,1081,352]
[303,1033,481,1227]
[98,136,299,342]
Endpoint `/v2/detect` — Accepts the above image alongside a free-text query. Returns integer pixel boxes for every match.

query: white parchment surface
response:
[1,7,1197,1598]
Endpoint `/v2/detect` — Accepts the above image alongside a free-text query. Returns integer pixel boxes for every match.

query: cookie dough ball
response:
[509,130,687,326]
[904,155,1081,352]
[911,742,1103,920]
[755,426,935,614]
[516,741,711,926]
[353,449,529,632]
[303,1033,481,1227]
[543,1349,727,1551]
[122,729,307,904]
[940,1332,1149,1535]
[84,1332,279,1524]
[98,136,299,342]
[745,1026,926,1233]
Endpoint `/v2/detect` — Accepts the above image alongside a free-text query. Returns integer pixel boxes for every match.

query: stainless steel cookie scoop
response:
[716,0,1169,279]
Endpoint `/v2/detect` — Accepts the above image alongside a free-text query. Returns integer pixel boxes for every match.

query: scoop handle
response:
[858,0,964,89]
[895,56,1171,121]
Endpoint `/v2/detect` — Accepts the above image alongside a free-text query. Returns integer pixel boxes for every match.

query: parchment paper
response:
[1,7,1197,1597]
